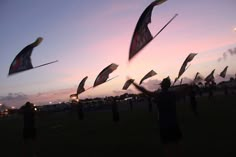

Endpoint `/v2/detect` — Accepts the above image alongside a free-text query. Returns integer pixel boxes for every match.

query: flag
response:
[77,76,88,94]
[93,63,118,87]
[219,66,228,78]
[129,0,167,61]
[178,53,197,78]
[139,70,157,84]
[8,37,43,75]
[122,79,135,90]
[173,53,197,85]
[205,69,215,82]
[193,72,203,83]
[194,72,200,81]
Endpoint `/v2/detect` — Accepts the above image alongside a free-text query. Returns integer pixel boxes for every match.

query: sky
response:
[0,0,235,108]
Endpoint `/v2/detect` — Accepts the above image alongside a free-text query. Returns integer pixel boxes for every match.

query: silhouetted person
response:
[189,86,198,116]
[19,101,37,157]
[131,77,182,157]
[111,97,119,122]
[148,97,152,112]
[205,82,214,99]
[224,85,228,96]
[197,82,203,96]
[129,98,133,111]
[77,102,84,120]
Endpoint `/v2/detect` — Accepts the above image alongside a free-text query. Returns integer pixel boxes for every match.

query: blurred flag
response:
[93,63,118,87]
[173,53,197,85]
[193,72,203,83]
[178,53,197,78]
[8,37,43,75]
[219,66,228,78]
[129,0,167,61]
[8,37,58,76]
[205,69,215,82]
[77,76,88,94]
[139,70,157,85]
[122,79,135,90]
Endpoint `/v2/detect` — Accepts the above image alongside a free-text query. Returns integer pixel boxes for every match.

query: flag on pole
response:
[139,70,157,85]
[93,63,118,87]
[129,0,167,61]
[77,76,88,94]
[178,53,197,78]
[8,37,43,75]
[205,69,215,82]
[122,79,135,90]
[8,37,58,76]
[193,72,203,83]
[173,53,197,85]
[219,66,228,78]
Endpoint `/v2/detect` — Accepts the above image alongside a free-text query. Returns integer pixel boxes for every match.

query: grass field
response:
[1,94,236,157]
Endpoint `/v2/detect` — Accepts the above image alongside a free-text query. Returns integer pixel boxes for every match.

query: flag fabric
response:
[139,70,157,85]
[129,0,167,61]
[194,72,200,81]
[122,79,135,90]
[205,69,215,82]
[178,53,197,78]
[219,66,228,78]
[8,37,43,75]
[193,72,203,83]
[93,63,118,87]
[173,53,197,85]
[77,76,88,94]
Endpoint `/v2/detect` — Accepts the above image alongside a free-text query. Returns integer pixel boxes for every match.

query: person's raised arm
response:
[131,81,155,97]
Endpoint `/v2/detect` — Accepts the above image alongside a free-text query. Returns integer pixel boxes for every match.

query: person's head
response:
[25,101,33,109]
[160,77,171,91]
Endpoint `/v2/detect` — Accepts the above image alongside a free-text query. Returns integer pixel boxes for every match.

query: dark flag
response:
[70,76,89,100]
[139,70,157,85]
[193,72,203,83]
[8,37,43,75]
[194,72,200,82]
[129,0,167,61]
[8,37,58,76]
[178,53,197,78]
[122,79,135,90]
[173,53,197,85]
[93,63,118,87]
[205,69,215,82]
[77,76,88,94]
[219,66,228,78]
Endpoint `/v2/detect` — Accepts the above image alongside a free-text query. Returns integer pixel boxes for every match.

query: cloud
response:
[141,79,162,91]
[217,47,236,62]
[0,93,29,107]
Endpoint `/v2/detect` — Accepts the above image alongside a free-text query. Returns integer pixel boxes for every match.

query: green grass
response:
[1,94,236,157]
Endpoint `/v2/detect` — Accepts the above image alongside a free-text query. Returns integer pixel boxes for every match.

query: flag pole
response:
[84,86,93,92]
[153,13,178,39]
[106,75,119,82]
[33,60,58,69]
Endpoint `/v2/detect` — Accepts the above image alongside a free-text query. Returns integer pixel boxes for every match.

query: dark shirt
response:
[22,107,35,129]
[155,91,178,128]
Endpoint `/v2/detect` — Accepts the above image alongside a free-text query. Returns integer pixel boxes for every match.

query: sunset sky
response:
[0,0,235,108]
